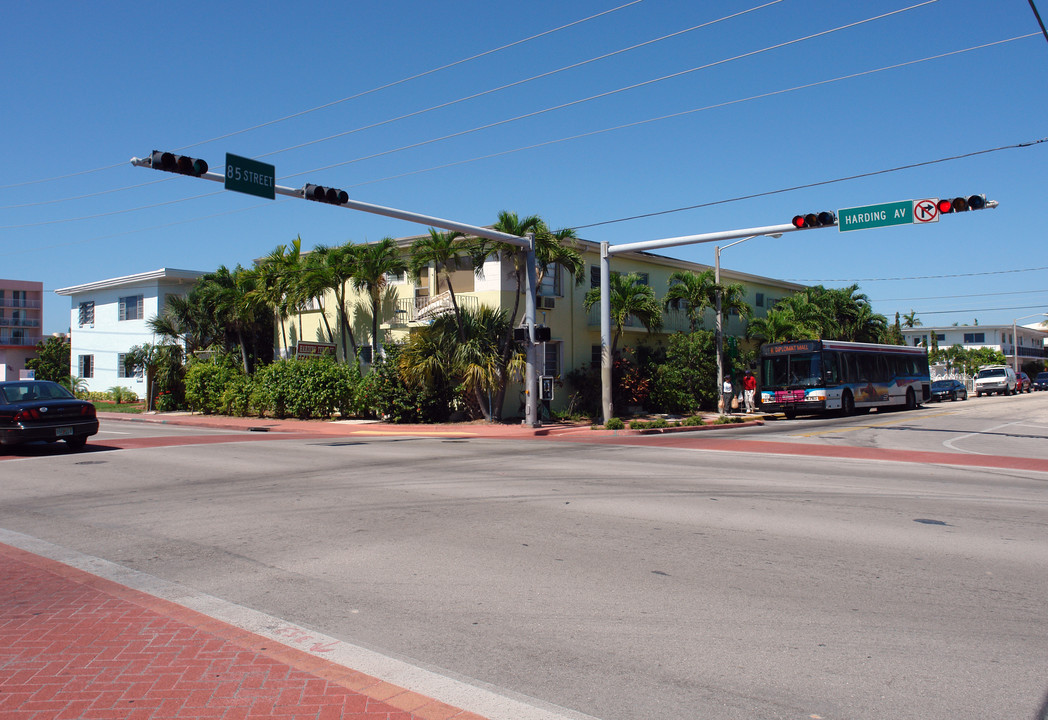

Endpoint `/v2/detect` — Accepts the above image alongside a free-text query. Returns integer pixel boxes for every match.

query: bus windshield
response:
[762,352,822,388]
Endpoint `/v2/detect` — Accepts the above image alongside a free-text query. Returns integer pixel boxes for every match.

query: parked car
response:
[974,365,1017,396]
[0,380,98,451]
[1034,371,1048,391]
[930,379,967,402]
[1015,371,1031,393]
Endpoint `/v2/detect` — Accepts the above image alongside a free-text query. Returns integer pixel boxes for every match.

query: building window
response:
[963,332,985,343]
[117,353,143,379]
[756,293,764,308]
[78,301,95,326]
[592,345,602,365]
[539,265,562,297]
[590,265,601,289]
[119,295,144,321]
[78,355,94,379]
[935,333,945,342]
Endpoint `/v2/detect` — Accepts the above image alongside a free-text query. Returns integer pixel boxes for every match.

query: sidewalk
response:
[0,539,486,720]
[96,410,768,439]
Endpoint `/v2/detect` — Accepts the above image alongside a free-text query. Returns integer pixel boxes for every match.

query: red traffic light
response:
[937,195,989,214]
[791,211,836,228]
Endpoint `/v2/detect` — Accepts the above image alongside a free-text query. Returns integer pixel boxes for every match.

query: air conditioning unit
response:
[541,297,556,310]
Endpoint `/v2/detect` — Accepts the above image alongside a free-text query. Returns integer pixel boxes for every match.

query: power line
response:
[789,263,1048,283]
[0,0,644,190]
[873,289,1048,302]
[916,304,1047,315]
[283,1,940,180]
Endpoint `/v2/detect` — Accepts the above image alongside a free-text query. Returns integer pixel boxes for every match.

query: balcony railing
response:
[390,292,480,326]
[0,333,42,347]
[0,317,41,328]
[0,298,41,309]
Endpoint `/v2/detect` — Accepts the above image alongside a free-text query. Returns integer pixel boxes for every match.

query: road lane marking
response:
[942,421,1027,455]
[791,410,958,437]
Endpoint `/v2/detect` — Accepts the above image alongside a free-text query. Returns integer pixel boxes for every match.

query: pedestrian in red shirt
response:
[743,370,757,413]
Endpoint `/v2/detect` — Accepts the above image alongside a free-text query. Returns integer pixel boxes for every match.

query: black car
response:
[930,379,968,402]
[1034,372,1048,391]
[0,380,98,451]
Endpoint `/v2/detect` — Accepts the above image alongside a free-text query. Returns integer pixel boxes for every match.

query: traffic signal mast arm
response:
[130,153,528,248]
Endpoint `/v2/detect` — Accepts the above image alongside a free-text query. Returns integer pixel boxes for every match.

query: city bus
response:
[759,340,930,418]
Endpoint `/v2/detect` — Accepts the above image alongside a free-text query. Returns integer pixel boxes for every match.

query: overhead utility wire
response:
[286,1,938,179]
[2,0,779,209]
[348,35,1035,191]
[256,1,785,160]
[790,265,1048,283]
[874,289,1048,302]
[0,0,643,190]
[1,38,1037,233]
[572,135,1046,231]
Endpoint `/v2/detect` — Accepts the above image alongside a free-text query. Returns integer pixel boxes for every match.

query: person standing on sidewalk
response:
[722,375,734,415]
[743,370,757,413]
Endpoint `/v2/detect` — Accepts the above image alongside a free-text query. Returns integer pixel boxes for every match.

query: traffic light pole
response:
[599,222,822,426]
[131,154,543,427]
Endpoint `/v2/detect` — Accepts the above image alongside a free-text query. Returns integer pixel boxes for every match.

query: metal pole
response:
[600,242,612,423]
[715,245,723,414]
[524,233,540,428]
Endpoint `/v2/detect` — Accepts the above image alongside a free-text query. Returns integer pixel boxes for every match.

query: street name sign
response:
[838,199,940,232]
[225,153,275,200]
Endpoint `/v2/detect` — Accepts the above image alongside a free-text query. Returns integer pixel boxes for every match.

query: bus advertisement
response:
[759,340,930,418]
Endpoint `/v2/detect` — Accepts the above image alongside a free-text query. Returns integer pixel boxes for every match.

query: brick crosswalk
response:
[0,544,484,720]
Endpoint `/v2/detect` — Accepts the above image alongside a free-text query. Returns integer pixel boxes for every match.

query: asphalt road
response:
[1,399,1047,720]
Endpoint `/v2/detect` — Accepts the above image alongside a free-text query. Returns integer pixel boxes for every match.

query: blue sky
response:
[3,0,1046,335]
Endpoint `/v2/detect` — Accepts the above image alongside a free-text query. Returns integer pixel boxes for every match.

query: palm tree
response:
[399,305,520,421]
[310,243,360,365]
[124,342,184,411]
[664,269,716,332]
[296,249,338,345]
[745,306,818,344]
[352,237,407,361]
[255,238,303,355]
[199,265,266,373]
[902,310,921,328]
[584,272,663,354]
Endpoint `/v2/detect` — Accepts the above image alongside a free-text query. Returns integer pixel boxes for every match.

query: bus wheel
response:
[905,388,918,410]
[784,406,797,420]
[841,391,855,416]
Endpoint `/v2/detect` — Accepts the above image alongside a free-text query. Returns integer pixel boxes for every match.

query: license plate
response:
[55,426,73,437]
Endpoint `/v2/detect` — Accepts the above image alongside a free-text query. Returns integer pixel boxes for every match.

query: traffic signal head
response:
[304,184,348,205]
[150,150,208,177]
[937,195,988,214]
[791,211,836,229]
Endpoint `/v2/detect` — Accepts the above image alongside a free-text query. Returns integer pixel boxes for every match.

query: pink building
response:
[0,279,44,381]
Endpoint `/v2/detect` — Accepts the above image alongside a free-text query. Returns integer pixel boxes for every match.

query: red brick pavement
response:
[0,542,486,720]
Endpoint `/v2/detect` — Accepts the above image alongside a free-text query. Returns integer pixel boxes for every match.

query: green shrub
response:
[356,345,444,423]
[252,357,359,419]
[107,386,138,404]
[221,374,256,417]
[184,359,243,414]
[682,415,706,426]
[604,417,625,430]
[628,419,649,430]
[155,391,179,412]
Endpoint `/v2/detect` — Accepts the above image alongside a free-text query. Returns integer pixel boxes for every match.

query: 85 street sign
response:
[224,153,275,200]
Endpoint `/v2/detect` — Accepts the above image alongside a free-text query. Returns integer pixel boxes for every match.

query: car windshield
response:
[931,381,952,389]
[977,369,1004,379]
[1038,373,1048,381]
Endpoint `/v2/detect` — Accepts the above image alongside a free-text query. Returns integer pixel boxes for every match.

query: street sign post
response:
[224,153,275,200]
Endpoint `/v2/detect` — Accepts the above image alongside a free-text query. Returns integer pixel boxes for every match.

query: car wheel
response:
[64,436,88,450]
[841,390,855,416]
[961,390,967,400]
[905,388,918,410]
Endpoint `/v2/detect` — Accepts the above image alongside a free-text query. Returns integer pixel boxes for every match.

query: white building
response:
[901,323,1048,373]
[55,269,205,394]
